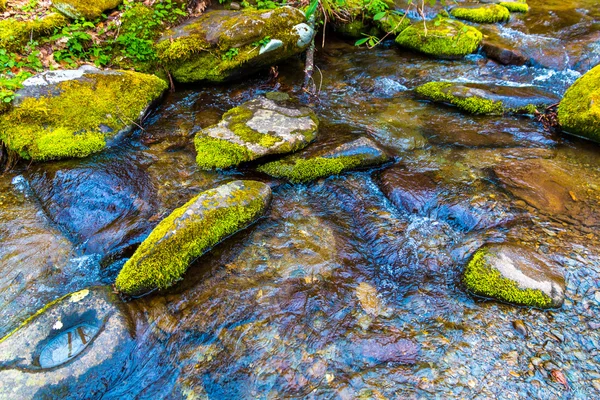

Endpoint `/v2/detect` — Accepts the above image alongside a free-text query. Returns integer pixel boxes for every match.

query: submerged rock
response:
[557,64,600,142]
[115,180,272,296]
[157,7,312,83]
[463,244,566,308]
[395,18,482,59]
[26,153,158,260]
[450,4,511,23]
[0,66,167,161]
[195,95,318,170]
[257,137,389,183]
[52,0,122,19]
[0,287,137,399]
[415,82,558,115]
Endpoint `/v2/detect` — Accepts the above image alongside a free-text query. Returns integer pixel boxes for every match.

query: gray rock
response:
[195,96,319,170]
[463,244,566,308]
[259,38,283,54]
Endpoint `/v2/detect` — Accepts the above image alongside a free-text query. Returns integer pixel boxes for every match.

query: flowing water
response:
[1,1,600,398]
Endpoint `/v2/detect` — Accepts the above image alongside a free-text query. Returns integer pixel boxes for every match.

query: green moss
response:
[557,64,600,142]
[500,2,528,13]
[0,0,6,12]
[52,0,122,19]
[0,71,167,161]
[0,13,69,53]
[225,106,279,147]
[415,82,504,115]
[258,155,364,183]
[115,180,270,296]
[195,136,253,170]
[464,249,552,308]
[376,12,411,36]
[450,4,511,24]
[157,7,307,83]
[395,18,482,59]
[334,20,370,39]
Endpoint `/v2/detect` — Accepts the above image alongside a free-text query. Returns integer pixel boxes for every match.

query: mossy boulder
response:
[157,7,313,83]
[557,64,600,142]
[195,95,319,170]
[0,13,69,52]
[499,1,529,13]
[0,66,167,162]
[376,12,411,36]
[415,82,559,115]
[258,137,389,183]
[52,0,123,20]
[395,18,482,59]
[115,180,272,296]
[450,4,510,24]
[463,244,565,308]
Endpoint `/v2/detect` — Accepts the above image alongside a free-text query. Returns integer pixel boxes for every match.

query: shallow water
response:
[1,2,600,398]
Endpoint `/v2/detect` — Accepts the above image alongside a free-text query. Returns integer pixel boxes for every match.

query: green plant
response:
[0,45,44,106]
[20,0,39,12]
[252,36,272,48]
[222,47,239,60]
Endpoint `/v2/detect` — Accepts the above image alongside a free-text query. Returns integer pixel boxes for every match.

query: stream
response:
[1,0,600,398]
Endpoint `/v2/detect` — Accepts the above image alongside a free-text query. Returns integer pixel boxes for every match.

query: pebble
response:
[512,320,528,337]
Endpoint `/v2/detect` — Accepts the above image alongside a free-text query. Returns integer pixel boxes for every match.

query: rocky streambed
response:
[1,0,600,398]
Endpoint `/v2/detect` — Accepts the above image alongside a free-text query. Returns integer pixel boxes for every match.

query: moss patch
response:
[258,156,365,183]
[500,2,529,13]
[157,7,308,83]
[0,71,167,161]
[415,82,504,115]
[52,0,123,20]
[376,12,411,36]
[0,0,6,12]
[194,136,253,170]
[0,13,69,53]
[395,18,482,59]
[464,248,552,308]
[451,4,511,24]
[115,180,271,296]
[225,106,279,147]
[557,64,600,142]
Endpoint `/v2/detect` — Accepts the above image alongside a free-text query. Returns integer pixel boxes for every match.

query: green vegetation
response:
[463,249,552,308]
[415,82,504,115]
[500,1,528,13]
[52,0,122,20]
[0,71,167,160]
[115,180,271,296]
[450,4,510,24]
[395,18,482,58]
[258,155,364,183]
[557,64,600,142]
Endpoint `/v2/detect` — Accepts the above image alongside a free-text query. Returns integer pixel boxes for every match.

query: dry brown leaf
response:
[356,282,382,316]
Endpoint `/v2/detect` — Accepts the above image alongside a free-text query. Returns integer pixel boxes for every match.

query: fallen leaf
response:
[355,282,382,316]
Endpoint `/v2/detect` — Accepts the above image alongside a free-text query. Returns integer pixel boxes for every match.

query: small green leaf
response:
[373,11,386,21]
[305,0,318,19]
[355,37,369,46]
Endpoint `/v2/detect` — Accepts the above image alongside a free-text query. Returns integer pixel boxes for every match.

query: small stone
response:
[259,39,283,55]
[512,320,528,337]
[230,1,240,9]
[293,23,314,48]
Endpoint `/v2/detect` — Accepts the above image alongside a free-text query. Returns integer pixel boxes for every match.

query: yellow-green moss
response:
[376,12,411,36]
[194,136,253,170]
[115,181,270,296]
[0,13,69,53]
[0,0,7,12]
[500,2,528,13]
[225,106,279,147]
[450,4,511,24]
[395,18,482,59]
[0,71,167,161]
[415,82,504,115]
[464,249,552,308]
[258,156,365,183]
[52,0,122,19]
[157,7,307,83]
[557,64,600,142]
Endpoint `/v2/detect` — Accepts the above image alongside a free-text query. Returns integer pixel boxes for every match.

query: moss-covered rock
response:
[557,64,600,142]
[463,244,565,308]
[157,7,313,83]
[415,81,558,115]
[258,137,389,183]
[0,13,69,53]
[376,12,411,36]
[195,95,319,170]
[450,4,511,24]
[334,19,372,39]
[0,66,167,161]
[500,1,529,13]
[52,0,122,20]
[395,18,482,59]
[115,180,272,296]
